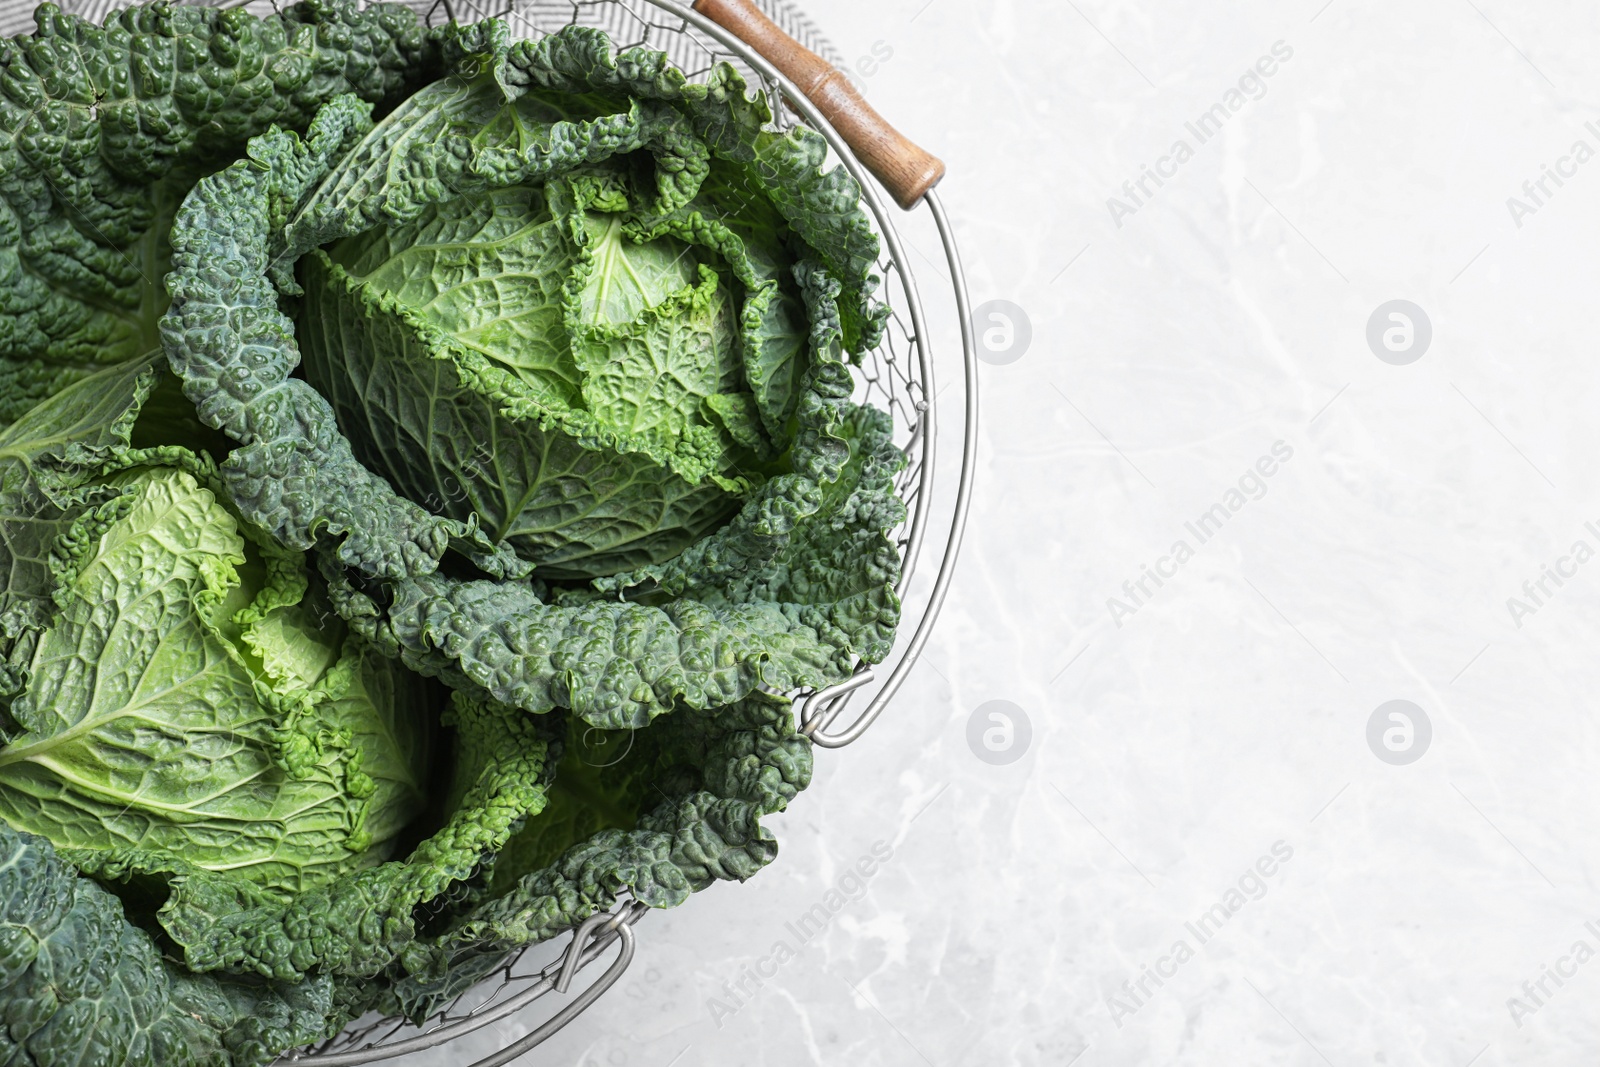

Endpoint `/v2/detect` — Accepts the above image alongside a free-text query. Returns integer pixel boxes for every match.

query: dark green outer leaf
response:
[0,0,443,368]
[325,388,904,730]
[351,691,811,1022]
[160,95,504,581]
[0,820,336,1067]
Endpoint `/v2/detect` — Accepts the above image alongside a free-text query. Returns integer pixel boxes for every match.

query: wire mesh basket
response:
[31,0,977,1060]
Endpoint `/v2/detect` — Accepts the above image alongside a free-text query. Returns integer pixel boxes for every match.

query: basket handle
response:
[690,0,945,208]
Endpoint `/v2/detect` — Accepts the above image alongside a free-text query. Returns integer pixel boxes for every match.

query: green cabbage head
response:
[161,21,906,732]
[301,170,770,579]
[0,354,428,899]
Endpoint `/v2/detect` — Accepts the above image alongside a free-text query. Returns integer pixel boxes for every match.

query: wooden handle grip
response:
[691,0,944,209]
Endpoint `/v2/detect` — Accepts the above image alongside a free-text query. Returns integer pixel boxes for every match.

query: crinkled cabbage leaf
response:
[0,0,441,384]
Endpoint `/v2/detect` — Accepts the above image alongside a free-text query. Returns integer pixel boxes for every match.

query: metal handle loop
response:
[468,910,639,1067]
[805,191,977,749]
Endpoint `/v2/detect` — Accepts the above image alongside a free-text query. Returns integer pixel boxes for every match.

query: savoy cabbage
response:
[0,2,904,1064]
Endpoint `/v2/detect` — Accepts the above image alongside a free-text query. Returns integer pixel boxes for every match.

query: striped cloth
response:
[0,0,842,71]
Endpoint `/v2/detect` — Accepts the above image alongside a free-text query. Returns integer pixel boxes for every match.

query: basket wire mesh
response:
[23,0,977,1059]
